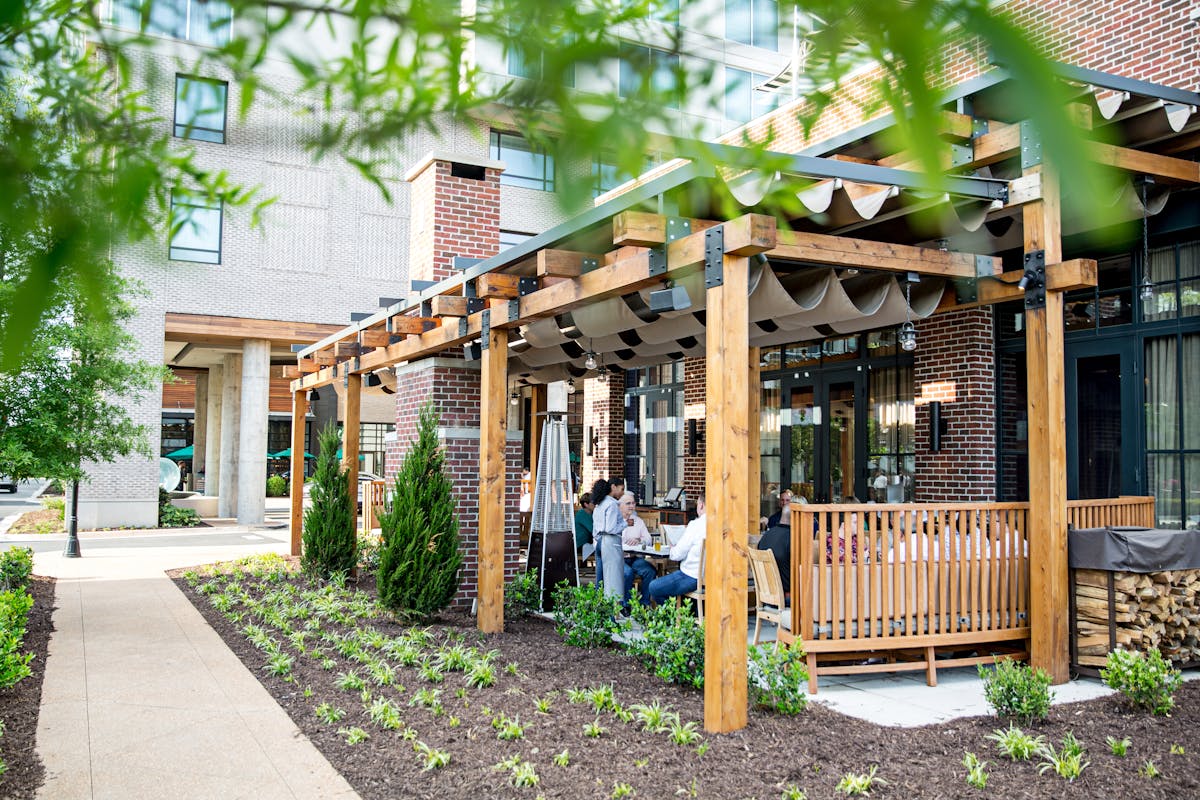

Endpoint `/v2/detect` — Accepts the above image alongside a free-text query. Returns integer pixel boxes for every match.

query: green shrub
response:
[626,596,704,687]
[266,475,288,497]
[302,422,358,580]
[505,568,542,619]
[0,589,35,690]
[748,641,809,714]
[0,547,33,592]
[551,581,622,648]
[376,403,461,620]
[157,489,200,528]
[1101,648,1183,716]
[978,658,1053,723]
[41,497,65,514]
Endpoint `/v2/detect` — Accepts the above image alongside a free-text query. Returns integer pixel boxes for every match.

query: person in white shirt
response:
[648,495,706,605]
[618,492,655,608]
[591,478,625,602]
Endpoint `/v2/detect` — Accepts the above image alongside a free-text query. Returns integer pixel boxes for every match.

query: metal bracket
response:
[953,278,978,305]
[463,280,477,299]
[971,118,989,138]
[975,254,993,278]
[704,226,724,288]
[1022,250,1047,311]
[581,257,598,272]
[410,279,436,292]
[665,216,691,242]
[1019,121,1042,170]
[508,299,520,323]
[648,246,667,277]
[458,317,468,337]
[452,256,484,271]
[949,143,973,169]
[518,277,539,297]
[480,309,491,350]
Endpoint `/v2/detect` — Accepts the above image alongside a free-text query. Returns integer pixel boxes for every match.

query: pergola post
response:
[748,348,761,536]
[1022,164,1070,683]
[528,384,547,489]
[703,248,751,733]
[289,389,307,556]
[479,322,509,633]
[342,374,361,516]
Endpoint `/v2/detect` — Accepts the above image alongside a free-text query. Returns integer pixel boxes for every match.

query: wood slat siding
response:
[789,503,1033,693]
[163,368,203,409]
[1066,497,1156,529]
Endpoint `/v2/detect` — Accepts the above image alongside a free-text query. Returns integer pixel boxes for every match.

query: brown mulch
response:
[171,567,1200,800]
[0,575,56,799]
[6,510,63,535]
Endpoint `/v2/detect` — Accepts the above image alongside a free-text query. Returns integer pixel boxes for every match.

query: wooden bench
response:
[780,504,1032,693]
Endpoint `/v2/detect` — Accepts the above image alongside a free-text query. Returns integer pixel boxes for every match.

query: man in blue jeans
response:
[648,495,706,605]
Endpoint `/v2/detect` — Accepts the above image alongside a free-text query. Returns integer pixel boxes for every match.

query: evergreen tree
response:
[376,403,462,620]
[302,422,357,579]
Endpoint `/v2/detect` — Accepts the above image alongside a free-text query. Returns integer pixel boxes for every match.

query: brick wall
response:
[912,309,997,502]
[682,357,706,498]
[582,374,626,491]
[407,156,502,284]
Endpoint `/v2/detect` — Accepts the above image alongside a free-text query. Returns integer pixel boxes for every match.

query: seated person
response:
[766,489,793,529]
[648,495,706,605]
[574,493,595,552]
[618,492,656,608]
[756,522,791,595]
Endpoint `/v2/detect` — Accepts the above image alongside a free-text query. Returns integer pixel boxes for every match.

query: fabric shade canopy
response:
[164,445,193,460]
[271,448,315,459]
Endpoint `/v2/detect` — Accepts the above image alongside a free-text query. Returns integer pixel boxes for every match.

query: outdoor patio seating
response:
[748,548,789,644]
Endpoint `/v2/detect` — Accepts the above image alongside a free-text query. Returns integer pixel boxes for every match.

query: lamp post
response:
[63,478,81,558]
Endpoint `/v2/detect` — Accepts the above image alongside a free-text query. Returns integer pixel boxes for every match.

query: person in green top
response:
[574,492,595,550]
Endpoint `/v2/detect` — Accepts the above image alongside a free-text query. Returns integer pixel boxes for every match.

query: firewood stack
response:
[1073,568,1200,667]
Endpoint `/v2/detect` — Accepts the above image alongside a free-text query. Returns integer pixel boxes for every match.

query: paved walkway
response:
[16,528,359,800]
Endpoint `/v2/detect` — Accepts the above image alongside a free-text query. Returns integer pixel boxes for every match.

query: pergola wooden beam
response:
[613,211,720,247]
[770,230,1001,279]
[1087,141,1200,184]
[536,250,601,278]
[940,258,1098,311]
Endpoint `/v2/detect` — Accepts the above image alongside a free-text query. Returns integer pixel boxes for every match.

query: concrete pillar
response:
[237,339,271,525]
[204,365,223,496]
[192,373,208,490]
[218,354,241,518]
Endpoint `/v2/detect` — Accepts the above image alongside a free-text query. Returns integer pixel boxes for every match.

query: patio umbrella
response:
[164,445,193,460]
[271,448,315,459]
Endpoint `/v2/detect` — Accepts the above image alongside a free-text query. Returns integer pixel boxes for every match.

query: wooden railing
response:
[1067,496,1156,529]
[362,480,388,532]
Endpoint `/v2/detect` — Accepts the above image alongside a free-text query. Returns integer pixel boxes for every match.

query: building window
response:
[625,362,685,504]
[107,0,233,46]
[506,37,575,87]
[499,230,532,252]
[489,131,555,191]
[726,0,778,50]
[724,67,780,125]
[1144,241,1200,323]
[591,152,661,198]
[174,75,228,143]
[169,190,223,264]
[619,43,680,109]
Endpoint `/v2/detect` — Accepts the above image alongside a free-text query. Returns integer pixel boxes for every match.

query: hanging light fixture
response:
[584,351,598,371]
[898,272,918,352]
[597,366,608,384]
[1138,176,1155,303]
[565,378,576,395]
[510,390,520,406]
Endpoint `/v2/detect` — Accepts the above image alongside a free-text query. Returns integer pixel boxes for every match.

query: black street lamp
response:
[63,479,81,558]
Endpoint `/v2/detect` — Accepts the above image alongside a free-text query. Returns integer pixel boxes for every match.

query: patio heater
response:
[526,411,580,610]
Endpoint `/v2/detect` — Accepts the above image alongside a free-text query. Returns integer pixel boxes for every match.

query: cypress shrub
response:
[376,402,462,620]
[302,422,357,579]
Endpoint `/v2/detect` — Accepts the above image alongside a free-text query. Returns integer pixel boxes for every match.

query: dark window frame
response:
[173,74,229,143]
[489,130,556,192]
[168,189,223,264]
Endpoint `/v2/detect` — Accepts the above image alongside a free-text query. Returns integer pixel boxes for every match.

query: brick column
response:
[682,356,707,499]
[582,374,625,492]
[404,151,503,284]
[913,308,996,502]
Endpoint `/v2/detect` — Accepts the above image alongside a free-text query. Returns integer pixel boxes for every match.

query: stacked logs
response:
[1074,568,1200,667]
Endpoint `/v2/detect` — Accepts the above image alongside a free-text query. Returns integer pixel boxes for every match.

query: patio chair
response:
[747,548,790,644]
[683,541,705,619]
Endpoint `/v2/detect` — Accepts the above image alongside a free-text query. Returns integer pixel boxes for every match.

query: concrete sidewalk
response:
[29,531,359,800]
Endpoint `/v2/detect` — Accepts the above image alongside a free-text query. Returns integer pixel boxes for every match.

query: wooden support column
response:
[748,348,761,536]
[289,390,308,556]
[703,252,751,733]
[479,325,509,633]
[342,375,361,523]
[1022,165,1070,684]
[528,384,547,488]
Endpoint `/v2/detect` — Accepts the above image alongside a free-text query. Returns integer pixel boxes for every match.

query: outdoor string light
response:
[565,378,577,394]
[1138,177,1155,303]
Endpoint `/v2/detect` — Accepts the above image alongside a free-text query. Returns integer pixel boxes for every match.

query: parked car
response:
[0,475,16,493]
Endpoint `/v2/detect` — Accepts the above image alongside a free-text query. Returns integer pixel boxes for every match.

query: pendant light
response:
[1138,176,1155,303]
[898,272,918,352]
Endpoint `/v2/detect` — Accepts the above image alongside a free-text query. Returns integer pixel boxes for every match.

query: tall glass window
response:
[868,365,915,502]
[108,0,232,46]
[174,75,228,143]
[724,67,780,125]
[169,190,223,264]
[624,363,684,503]
[1144,333,1200,529]
[489,131,555,191]
[618,43,680,109]
[1144,242,1200,322]
[725,0,778,50]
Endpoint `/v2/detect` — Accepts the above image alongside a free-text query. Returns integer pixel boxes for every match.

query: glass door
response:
[1065,338,1139,500]
[778,367,866,503]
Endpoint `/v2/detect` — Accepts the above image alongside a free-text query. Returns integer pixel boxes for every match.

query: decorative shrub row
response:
[0,549,36,691]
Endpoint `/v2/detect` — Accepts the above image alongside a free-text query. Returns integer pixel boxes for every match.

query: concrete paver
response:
[28,531,359,800]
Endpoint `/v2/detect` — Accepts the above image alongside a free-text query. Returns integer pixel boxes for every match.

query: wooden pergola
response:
[288,69,1200,733]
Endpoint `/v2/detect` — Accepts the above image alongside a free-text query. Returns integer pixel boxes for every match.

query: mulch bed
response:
[172,565,1200,800]
[0,575,56,800]
[6,510,63,535]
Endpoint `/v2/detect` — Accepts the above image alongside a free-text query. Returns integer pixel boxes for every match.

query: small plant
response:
[264,651,294,678]
[367,697,404,730]
[410,687,442,709]
[586,684,618,713]
[447,715,460,727]
[437,643,473,672]
[962,752,988,790]
[551,581,624,649]
[338,726,369,745]
[413,741,451,770]
[781,786,807,800]
[302,685,314,699]
[369,660,396,687]
[1107,736,1131,757]
[566,687,588,704]
[626,596,704,688]
[986,725,1045,761]
[505,568,542,618]
[695,741,709,758]
[505,661,520,676]
[834,766,885,796]
[1170,743,1185,755]
[667,718,701,746]
[419,659,445,684]
[336,671,365,691]
[466,660,496,689]
[493,713,526,741]
[1139,759,1161,779]
[1101,648,1183,716]
[611,782,635,798]
[1036,734,1089,781]
[0,548,34,592]
[629,701,674,733]
[534,696,554,714]
[266,474,288,497]
[314,702,345,724]
[552,749,570,767]
[510,761,539,788]
[978,658,1054,723]
[584,718,606,738]
[748,641,809,715]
